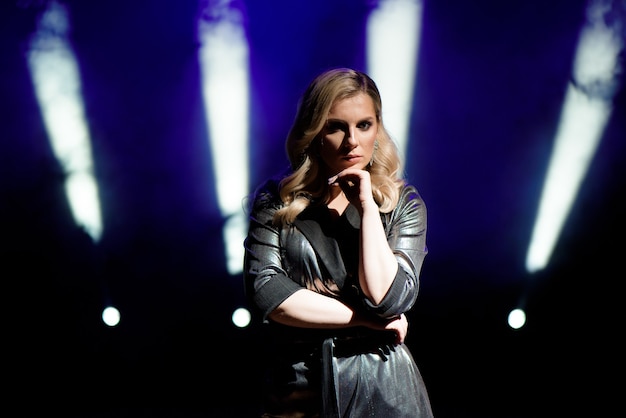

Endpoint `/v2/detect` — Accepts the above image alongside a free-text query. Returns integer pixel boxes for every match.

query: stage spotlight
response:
[26,0,103,242]
[197,0,250,275]
[507,308,526,330]
[525,0,623,273]
[232,307,251,328]
[102,306,121,327]
[367,0,423,157]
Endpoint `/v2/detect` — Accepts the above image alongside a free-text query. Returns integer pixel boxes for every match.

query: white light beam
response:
[525,0,622,272]
[198,0,250,275]
[366,0,423,158]
[27,0,103,241]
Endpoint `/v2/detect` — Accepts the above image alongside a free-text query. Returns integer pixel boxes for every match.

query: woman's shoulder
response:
[393,182,426,218]
[381,182,426,229]
[249,177,283,212]
[398,182,424,203]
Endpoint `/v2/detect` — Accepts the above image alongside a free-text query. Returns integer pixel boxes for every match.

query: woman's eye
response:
[358,121,372,130]
[326,122,344,133]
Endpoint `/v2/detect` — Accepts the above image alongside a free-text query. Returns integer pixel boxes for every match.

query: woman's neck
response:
[326,190,349,216]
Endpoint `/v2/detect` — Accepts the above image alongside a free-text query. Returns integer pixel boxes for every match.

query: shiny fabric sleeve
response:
[361,184,428,318]
[243,186,302,322]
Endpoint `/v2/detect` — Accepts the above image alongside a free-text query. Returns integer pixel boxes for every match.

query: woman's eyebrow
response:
[327,116,375,123]
[326,119,347,127]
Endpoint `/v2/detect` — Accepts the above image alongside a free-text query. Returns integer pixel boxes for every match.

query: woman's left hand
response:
[383,314,409,344]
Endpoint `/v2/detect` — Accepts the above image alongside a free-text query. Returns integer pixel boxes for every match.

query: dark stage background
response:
[1,0,624,416]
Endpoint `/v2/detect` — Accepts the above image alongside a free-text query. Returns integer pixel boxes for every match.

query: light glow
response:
[507,308,526,330]
[525,0,622,273]
[232,307,251,328]
[366,0,423,158]
[198,0,250,275]
[102,306,121,327]
[27,1,103,241]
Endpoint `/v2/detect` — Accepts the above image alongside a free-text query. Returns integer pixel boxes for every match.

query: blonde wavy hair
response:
[273,68,405,226]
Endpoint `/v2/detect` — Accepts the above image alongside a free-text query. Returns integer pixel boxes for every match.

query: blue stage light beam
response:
[27,0,103,242]
[525,0,623,273]
[366,0,423,158]
[197,0,250,275]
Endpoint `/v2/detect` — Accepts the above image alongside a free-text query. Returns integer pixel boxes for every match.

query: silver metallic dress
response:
[244,179,434,417]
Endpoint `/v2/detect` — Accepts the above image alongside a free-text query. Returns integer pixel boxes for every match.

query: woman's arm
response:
[268,288,365,328]
[330,170,427,312]
[269,288,409,342]
[330,169,399,305]
[359,197,398,304]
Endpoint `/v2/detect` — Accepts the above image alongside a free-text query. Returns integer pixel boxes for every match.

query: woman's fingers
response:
[384,314,408,344]
[328,169,373,205]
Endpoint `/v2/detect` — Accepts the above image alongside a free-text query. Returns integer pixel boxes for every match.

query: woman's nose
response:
[345,127,358,147]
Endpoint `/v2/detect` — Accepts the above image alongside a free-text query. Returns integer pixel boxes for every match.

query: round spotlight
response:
[507,308,526,330]
[232,307,251,328]
[102,306,121,327]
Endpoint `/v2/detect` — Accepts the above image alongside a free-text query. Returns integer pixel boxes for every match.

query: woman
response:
[244,68,434,417]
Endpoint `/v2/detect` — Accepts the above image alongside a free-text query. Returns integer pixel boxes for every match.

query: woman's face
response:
[319,92,379,177]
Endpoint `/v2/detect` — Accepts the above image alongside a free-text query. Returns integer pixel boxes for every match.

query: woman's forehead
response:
[328,93,376,118]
